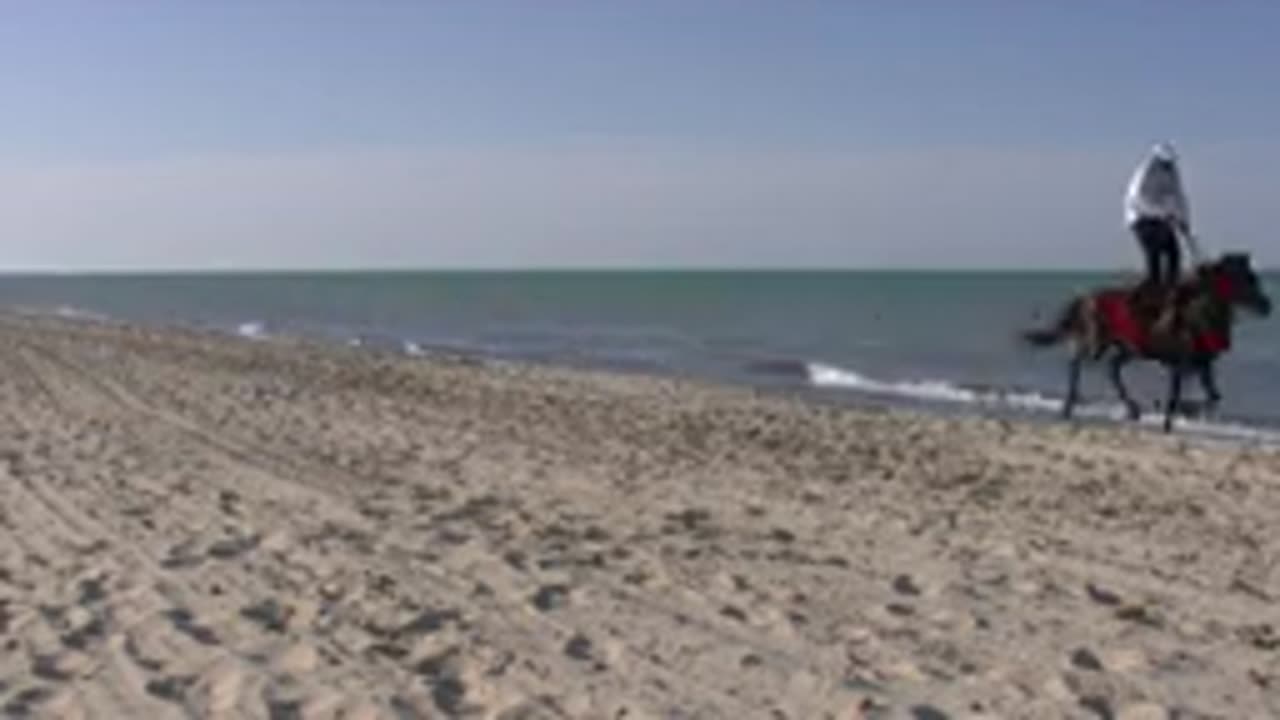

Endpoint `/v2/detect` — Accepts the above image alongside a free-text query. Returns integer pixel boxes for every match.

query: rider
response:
[1124,142,1203,331]
[1125,142,1202,294]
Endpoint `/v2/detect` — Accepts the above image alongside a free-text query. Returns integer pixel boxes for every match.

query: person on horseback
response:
[1125,142,1202,291]
[1124,142,1202,331]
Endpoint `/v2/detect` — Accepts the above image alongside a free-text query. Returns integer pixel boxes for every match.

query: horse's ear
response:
[1220,252,1250,271]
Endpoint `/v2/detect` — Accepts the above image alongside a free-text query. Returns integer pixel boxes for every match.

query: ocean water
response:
[2,271,1277,439]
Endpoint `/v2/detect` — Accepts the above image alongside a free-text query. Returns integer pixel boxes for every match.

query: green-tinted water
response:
[1,271,1276,434]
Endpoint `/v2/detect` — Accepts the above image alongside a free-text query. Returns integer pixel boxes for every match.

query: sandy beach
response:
[0,311,1277,719]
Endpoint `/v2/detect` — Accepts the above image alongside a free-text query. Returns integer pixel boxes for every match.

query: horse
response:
[1021,253,1271,432]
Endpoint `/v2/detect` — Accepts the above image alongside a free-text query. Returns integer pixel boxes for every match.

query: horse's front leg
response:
[1107,351,1140,421]
[1197,360,1222,414]
[1163,362,1185,433]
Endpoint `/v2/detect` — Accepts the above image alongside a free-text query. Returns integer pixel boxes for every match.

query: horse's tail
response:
[1021,298,1081,348]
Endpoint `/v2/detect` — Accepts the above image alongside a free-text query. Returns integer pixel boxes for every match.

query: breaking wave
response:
[235,321,268,339]
[805,361,1280,444]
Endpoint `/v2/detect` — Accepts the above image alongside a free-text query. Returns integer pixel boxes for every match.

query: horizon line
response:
[0,266,1171,277]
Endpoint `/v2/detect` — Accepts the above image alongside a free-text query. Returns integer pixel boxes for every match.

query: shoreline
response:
[15,302,1280,449]
[0,311,1278,717]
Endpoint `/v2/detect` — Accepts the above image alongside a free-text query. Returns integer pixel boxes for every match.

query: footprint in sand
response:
[32,649,95,682]
[207,532,261,561]
[563,632,613,673]
[530,584,572,612]
[240,598,317,634]
[563,633,595,663]
[411,646,494,716]
[159,542,205,571]
[58,610,107,652]
[908,704,951,720]
[144,674,194,703]
[3,686,55,717]
[164,607,220,646]
[75,575,109,605]
[185,658,245,716]
[892,574,924,597]
[398,607,462,636]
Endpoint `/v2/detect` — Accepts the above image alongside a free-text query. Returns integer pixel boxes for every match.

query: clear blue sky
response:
[3,2,1278,270]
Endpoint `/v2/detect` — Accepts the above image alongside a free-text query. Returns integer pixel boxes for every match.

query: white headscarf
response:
[1125,142,1189,229]
[1151,141,1178,163]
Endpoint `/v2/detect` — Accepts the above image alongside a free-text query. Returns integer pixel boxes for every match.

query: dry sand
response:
[0,311,1277,719]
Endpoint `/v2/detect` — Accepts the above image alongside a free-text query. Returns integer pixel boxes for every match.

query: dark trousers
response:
[1131,217,1180,288]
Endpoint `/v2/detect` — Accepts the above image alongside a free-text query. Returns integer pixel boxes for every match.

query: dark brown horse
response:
[1022,253,1271,432]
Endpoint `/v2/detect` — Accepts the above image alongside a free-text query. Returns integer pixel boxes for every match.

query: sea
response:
[2,271,1277,442]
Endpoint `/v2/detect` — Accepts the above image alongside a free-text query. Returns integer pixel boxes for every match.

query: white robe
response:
[1124,151,1190,229]
[1124,148,1201,261]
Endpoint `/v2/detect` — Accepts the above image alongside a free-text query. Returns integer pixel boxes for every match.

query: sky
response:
[2,1,1279,271]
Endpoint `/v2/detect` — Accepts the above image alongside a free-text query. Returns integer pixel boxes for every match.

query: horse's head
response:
[1202,252,1272,317]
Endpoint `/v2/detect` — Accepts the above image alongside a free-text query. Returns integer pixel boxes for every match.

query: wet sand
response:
[0,311,1277,719]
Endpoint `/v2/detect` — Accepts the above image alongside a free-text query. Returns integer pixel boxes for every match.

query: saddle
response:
[1130,281,1182,324]
[1097,276,1228,355]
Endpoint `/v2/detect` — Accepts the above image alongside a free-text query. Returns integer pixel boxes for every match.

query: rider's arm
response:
[1167,165,1199,262]
[1178,224,1204,264]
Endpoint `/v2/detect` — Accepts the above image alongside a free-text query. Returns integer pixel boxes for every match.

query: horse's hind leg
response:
[1062,348,1084,420]
[1197,361,1222,413]
[1108,351,1141,421]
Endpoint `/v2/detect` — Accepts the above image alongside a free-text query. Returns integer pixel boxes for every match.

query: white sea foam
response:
[806,361,1280,444]
[236,321,267,339]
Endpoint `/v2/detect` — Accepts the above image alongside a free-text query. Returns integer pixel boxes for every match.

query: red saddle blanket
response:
[1096,290,1228,354]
